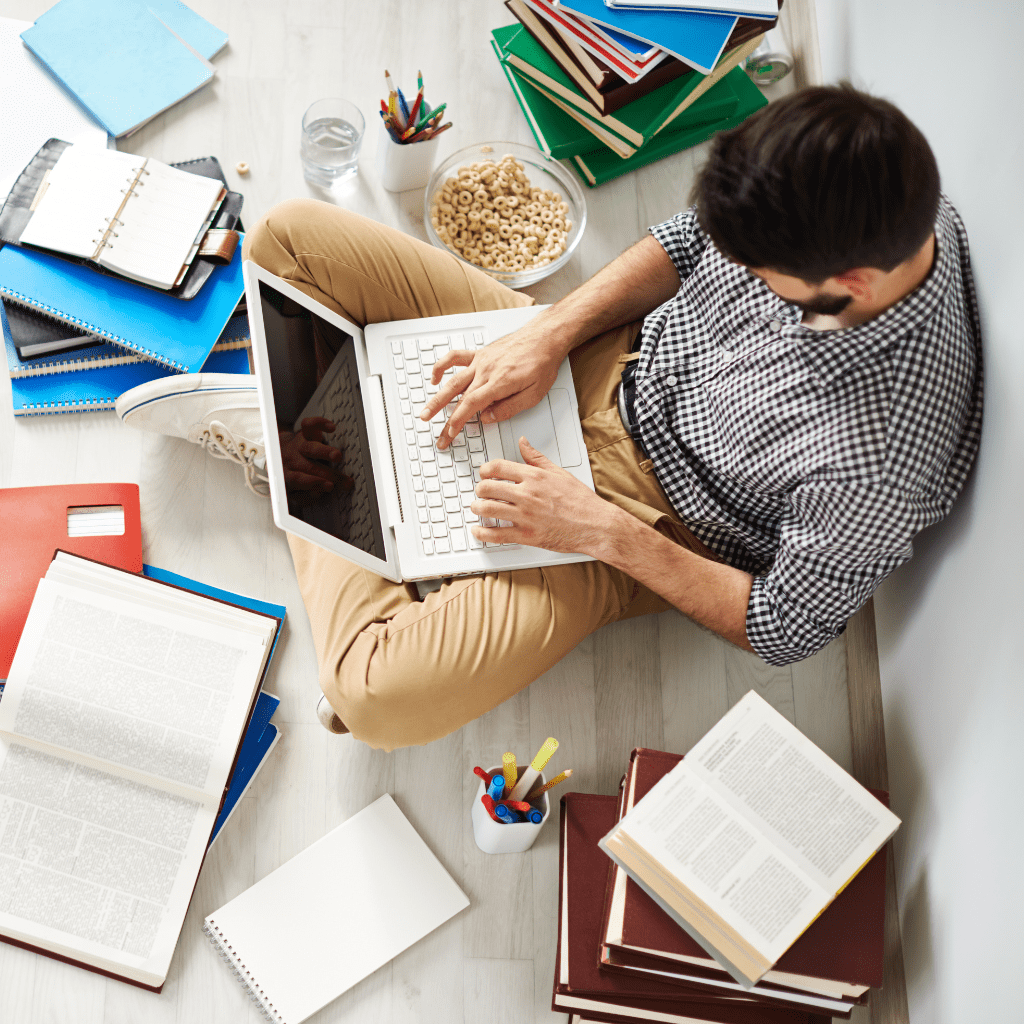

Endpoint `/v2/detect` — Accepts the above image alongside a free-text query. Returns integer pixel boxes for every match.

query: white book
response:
[604,0,778,16]
[17,145,225,290]
[203,794,470,1024]
[0,552,279,989]
[600,691,901,987]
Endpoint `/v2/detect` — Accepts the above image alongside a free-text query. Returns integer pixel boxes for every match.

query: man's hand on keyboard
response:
[278,416,351,497]
[421,325,564,450]
[470,438,614,554]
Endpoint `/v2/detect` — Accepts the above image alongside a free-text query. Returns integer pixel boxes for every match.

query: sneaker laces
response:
[198,419,269,496]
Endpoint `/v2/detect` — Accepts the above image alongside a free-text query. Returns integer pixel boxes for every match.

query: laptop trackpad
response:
[510,397,560,465]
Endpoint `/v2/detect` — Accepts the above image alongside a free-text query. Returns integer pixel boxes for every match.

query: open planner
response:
[0,552,280,989]
[12,144,226,290]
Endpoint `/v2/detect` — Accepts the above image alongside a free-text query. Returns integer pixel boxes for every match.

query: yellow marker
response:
[509,737,559,801]
[526,768,572,800]
[502,752,518,798]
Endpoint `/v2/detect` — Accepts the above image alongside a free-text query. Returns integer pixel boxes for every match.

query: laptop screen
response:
[257,281,386,559]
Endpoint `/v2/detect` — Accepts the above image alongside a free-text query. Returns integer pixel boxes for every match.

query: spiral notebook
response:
[203,794,469,1024]
[0,237,244,372]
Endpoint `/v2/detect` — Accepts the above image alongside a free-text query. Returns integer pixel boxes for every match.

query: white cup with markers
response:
[470,739,571,855]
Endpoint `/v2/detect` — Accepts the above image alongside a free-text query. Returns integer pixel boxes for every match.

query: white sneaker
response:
[316,694,348,734]
[115,373,269,495]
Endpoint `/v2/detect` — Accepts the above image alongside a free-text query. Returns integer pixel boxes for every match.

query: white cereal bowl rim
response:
[423,141,587,289]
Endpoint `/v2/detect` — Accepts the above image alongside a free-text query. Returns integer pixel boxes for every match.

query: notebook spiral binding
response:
[202,920,286,1024]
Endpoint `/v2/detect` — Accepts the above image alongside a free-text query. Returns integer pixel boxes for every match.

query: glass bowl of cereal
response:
[424,142,587,289]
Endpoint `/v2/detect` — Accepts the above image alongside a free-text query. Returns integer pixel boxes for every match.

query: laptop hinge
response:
[369,374,404,526]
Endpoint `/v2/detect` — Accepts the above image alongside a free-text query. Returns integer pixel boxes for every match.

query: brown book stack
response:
[553,699,895,1023]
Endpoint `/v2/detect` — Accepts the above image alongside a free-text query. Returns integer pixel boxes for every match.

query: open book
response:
[14,145,226,290]
[0,552,280,989]
[600,691,900,988]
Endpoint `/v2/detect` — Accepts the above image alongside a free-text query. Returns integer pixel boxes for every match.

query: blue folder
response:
[20,0,220,138]
[556,0,738,74]
[141,564,286,847]
[0,239,245,373]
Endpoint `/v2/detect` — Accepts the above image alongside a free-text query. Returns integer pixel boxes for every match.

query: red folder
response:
[0,483,142,677]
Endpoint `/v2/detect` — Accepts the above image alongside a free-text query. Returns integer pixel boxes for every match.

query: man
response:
[119,85,982,750]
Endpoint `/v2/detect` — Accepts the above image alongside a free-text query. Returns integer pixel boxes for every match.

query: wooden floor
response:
[0,2,901,1022]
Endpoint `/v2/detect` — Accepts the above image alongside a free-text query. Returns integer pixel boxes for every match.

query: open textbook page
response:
[601,691,899,985]
[0,553,278,988]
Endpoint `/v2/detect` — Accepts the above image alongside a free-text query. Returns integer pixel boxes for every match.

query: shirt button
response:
[768,319,782,332]
[666,374,678,386]
[721,349,734,361]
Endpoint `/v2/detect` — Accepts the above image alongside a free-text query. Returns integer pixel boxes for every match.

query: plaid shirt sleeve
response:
[745,480,921,664]
[649,206,711,281]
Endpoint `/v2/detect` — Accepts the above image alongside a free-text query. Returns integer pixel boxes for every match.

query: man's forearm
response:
[594,502,755,652]
[532,235,681,358]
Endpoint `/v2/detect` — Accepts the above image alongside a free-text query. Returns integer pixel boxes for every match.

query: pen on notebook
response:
[509,737,559,801]
[502,752,517,797]
[526,768,573,800]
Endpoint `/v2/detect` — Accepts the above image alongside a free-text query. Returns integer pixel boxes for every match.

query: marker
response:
[473,766,494,786]
[481,794,502,823]
[497,800,531,814]
[494,804,523,824]
[526,808,544,824]
[509,737,559,801]
[502,752,518,797]
[487,774,506,801]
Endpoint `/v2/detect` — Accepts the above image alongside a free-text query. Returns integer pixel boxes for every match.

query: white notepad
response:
[203,794,469,1024]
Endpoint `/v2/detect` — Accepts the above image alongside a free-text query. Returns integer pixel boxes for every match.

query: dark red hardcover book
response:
[602,749,888,995]
[554,792,830,1024]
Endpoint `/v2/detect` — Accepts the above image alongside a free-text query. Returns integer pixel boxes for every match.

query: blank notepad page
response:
[204,794,469,1024]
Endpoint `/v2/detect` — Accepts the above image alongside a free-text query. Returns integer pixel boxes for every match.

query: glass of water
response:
[301,98,365,188]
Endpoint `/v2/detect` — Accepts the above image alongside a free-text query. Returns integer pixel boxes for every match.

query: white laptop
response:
[244,262,595,582]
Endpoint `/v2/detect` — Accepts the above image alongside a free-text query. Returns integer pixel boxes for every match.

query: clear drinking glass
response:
[301,98,365,188]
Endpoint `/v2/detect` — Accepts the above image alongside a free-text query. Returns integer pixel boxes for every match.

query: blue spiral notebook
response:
[555,0,737,73]
[0,239,245,373]
[20,0,224,138]
[141,564,286,847]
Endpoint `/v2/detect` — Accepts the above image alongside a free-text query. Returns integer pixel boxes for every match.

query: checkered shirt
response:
[635,195,983,665]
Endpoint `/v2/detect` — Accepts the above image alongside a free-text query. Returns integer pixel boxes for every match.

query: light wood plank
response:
[792,633,854,774]
[724,645,796,722]
[464,959,535,1024]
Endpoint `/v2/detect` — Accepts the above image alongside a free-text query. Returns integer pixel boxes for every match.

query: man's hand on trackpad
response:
[419,322,565,449]
[470,437,615,554]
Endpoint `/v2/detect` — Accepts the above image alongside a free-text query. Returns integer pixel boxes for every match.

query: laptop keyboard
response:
[390,330,517,557]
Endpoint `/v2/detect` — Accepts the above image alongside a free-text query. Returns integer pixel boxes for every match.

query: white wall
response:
[815,3,1024,1022]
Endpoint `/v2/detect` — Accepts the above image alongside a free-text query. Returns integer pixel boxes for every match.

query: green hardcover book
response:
[570,67,768,187]
[492,38,608,158]
[493,22,763,149]
[515,62,739,159]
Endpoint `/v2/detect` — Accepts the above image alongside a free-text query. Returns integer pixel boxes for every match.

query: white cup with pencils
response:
[471,739,571,855]
[377,69,450,193]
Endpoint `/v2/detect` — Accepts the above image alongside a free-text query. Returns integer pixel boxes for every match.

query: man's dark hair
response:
[693,84,940,283]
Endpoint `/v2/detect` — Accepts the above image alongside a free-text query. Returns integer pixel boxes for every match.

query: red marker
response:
[481,794,503,823]
[497,800,532,814]
[473,766,494,786]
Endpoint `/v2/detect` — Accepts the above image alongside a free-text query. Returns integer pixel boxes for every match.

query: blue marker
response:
[487,774,506,801]
[526,808,544,824]
[494,803,523,824]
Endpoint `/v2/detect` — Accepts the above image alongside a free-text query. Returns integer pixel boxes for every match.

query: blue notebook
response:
[4,304,252,415]
[5,309,249,378]
[0,240,245,373]
[556,0,737,73]
[146,0,229,61]
[20,0,223,138]
[141,564,286,847]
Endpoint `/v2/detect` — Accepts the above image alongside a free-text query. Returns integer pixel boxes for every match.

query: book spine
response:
[202,920,287,1024]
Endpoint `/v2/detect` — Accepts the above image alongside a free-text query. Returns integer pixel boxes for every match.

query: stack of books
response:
[554,691,900,1023]
[492,0,780,186]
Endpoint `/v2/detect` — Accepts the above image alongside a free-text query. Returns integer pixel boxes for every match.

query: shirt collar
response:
[767,197,957,386]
